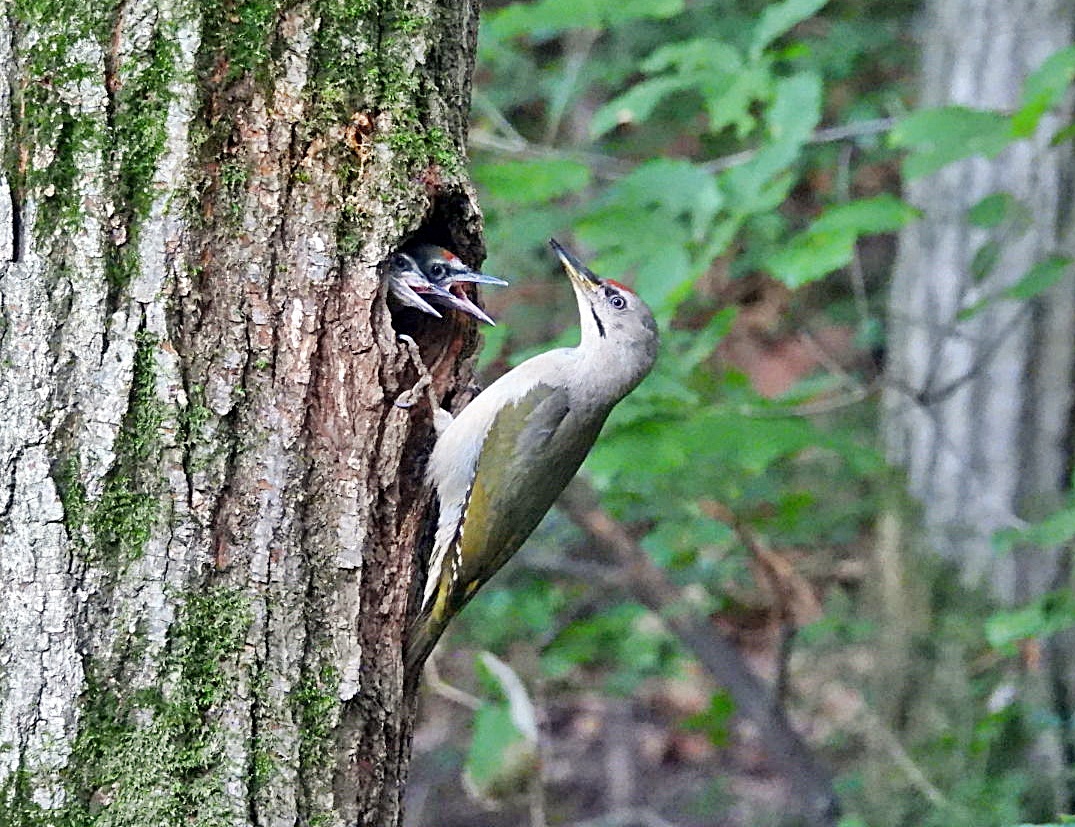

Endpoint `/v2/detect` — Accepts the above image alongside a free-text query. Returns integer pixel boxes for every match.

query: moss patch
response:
[0,588,253,826]
[10,0,180,259]
[10,0,106,241]
[198,0,286,85]
[89,331,163,565]
[308,0,376,122]
[292,661,340,825]
[293,663,340,774]
[106,25,181,292]
[55,454,89,544]
[385,124,459,176]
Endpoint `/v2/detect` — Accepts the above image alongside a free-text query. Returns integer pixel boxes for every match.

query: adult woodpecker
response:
[405,243,509,326]
[406,239,659,674]
[385,251,456,319]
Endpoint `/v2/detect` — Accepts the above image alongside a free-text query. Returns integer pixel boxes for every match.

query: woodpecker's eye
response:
[392,255,407,268]
[608,293,627,310]
[430,263,446,278]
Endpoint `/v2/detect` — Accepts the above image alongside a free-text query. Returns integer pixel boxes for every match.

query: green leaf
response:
[766,228,856,288]
[474,158,592,204]
[768,72,823,145]
[766,196,918,287]
[464,703,538,798]
[966,192,1017,229]
[594,39,766,138]
[641,38,742,75]
[890,106,1013,179]
[632,244,693,309]
[986,590,1075,651]
[575,159,723,309]
[681,308,738,371]
[614,158,723,230]
[959,256,1073,320]
[809,194,920,235]
[1012,45,1075,137]
[970,239,1001,283]
[749,0,831,61]
[487,0,684,40]
[1051,120,1075,146]
[994,499,1075,554]
[1002,255,1072,301]
[591,76,690,137]
[682,690,736,746]
[541,603,677,692]
[703,63,772,137]
[718,74,821,216]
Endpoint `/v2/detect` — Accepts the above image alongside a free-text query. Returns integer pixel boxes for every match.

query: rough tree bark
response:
[883,0,1075,601]
[0,0,483,824]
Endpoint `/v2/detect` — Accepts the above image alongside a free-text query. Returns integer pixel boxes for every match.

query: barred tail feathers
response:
[405,490,467,680]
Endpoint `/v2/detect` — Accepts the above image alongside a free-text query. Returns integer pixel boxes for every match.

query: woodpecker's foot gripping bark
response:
[393,334,441,412]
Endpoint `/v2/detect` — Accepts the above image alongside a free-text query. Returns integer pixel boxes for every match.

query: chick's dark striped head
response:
[402,243,509,326]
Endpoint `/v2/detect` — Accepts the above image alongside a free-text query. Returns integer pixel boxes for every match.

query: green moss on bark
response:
[293,663,340,773]
[10,0,180,260]
[9,0,105,238]
[106,25,181,290]
[89,331,163,564]
[199,0,287,84]
[55,454,89,543]
[292,662,340,825]
[1,588,253,826]
[0,769,62,827]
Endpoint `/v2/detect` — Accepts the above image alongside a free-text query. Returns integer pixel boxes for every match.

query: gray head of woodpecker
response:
[384,251,457,318]
[405,243,508,326]
[549,238,659,395]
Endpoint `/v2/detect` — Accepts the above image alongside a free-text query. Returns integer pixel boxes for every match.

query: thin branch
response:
[700,117,898,173]
[468,129,628,176]
[472,91,529,146]
[853,702,951,809]
[469,117,900,181]
[836,140,873,334]
[888,302,1033,407]
[733,381,875,418]
[544,28,600,144]
[424,657,483,710]
[559,479,841,827]
[529,772,549,827]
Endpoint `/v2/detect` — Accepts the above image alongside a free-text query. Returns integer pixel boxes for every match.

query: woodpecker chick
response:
[406,243,509,326]
[406,239,659,675]
[385,251,456,318]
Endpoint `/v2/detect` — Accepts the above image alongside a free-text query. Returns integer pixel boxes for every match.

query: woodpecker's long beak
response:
[550,238,601,294]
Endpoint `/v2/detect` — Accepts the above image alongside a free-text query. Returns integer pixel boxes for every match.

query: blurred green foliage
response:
[420,1,1075,825]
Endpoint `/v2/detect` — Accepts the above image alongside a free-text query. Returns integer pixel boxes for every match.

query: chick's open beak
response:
[438,285,497,326]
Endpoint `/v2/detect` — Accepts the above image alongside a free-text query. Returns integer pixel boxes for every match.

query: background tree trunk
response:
[0,1,482,824]
[883,0,1075,601]
[881,0,1075,812]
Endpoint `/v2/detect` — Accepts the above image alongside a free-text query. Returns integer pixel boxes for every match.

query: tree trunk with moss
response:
[0,0,482,823]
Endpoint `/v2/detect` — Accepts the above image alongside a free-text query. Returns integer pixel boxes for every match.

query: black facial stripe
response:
[590,306,606,338]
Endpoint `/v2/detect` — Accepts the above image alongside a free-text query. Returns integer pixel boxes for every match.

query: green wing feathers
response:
[455,385,570,590]
[405,384,571,676]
